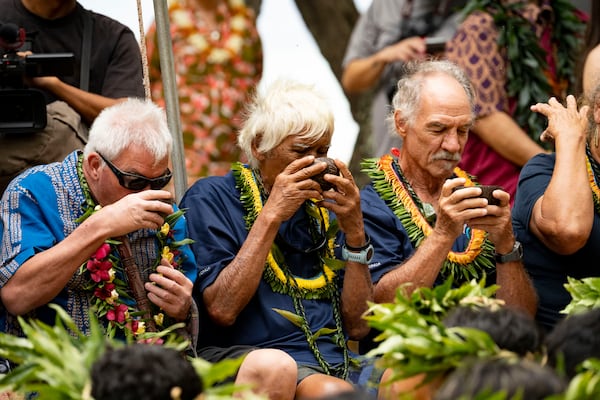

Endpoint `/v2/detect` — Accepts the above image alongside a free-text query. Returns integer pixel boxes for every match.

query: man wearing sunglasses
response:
[0,98,197,344]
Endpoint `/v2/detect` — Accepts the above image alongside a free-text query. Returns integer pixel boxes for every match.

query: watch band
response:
[495,240,523,264]
[344,234,372,251]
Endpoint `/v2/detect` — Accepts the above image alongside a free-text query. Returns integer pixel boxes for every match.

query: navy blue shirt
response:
[513,153,600,332]
[180,171,356,367]
[361,184,486,287]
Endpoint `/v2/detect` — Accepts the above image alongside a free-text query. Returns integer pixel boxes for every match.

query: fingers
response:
[99,192,174,236]
[146,266,193,320]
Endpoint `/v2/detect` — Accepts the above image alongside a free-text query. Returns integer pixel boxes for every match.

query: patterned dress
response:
[146,0,263,184]
[444,1,581,201]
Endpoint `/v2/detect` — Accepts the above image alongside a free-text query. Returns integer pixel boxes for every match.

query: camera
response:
[424,37,447,54]
[0,21,74,134]
[453,185,503,206]
[311,157,339,191]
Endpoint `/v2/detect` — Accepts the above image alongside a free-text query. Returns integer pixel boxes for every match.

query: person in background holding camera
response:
[0,98,195,342]
[359,61,537,365]
[180,79,384,398]
[0,0,145,194]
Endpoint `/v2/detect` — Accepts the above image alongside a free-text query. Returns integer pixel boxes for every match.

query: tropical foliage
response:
[0,305,251,400]
[365,277,505,383]
[562,276,600,315]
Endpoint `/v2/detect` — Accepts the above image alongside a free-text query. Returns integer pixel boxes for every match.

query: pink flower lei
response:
[75,156,193,341]
[79,209,192,341]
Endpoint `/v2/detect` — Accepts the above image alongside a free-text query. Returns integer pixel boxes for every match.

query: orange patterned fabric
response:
[146,0,263,184]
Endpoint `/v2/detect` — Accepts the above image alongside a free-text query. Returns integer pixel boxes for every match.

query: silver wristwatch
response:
[495,240,523,264]
[341,235,374,264]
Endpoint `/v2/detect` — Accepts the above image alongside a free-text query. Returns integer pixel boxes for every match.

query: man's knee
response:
[237,349,297,400]
[242,348,297,378]
[296,373,354,399]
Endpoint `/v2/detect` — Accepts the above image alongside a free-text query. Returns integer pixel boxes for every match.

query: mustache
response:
[431,151,460,162]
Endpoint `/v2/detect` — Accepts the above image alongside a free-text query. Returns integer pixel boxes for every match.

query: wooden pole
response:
[116,235,158,333]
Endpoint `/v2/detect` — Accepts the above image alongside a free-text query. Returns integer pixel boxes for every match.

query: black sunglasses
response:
[98,153,172,191]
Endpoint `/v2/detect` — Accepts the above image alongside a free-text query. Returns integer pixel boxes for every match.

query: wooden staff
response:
[115,235,158,333]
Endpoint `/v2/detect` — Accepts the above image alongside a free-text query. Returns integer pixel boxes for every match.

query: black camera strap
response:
[80,11,93,92]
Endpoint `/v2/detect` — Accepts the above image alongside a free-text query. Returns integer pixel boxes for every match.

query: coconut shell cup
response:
[311,157,339,191]
[453,185,503,206]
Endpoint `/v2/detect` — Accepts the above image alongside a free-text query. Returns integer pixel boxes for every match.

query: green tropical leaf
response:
[272,308,303,328]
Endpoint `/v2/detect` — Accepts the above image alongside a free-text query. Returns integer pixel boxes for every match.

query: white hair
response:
[388,60,477,128]
[237,79,334,168]
[84,98,173,166]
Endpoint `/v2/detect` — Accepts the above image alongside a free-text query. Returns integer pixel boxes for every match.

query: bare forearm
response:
[374,231,454,303]
[341,56,387,93]
[495,262,537,317]
[473,112,545,166]
[203,211,280,325]
[341,262,373,339]
[34,77,127,124]
[1,216,111,315]
[534,141,593,252]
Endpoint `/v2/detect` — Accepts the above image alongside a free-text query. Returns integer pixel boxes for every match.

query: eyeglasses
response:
[98,153,172,191]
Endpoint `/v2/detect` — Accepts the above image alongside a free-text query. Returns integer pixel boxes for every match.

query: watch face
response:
[367,246,374,262]
[342,244,374,264]
[496,241,523,263]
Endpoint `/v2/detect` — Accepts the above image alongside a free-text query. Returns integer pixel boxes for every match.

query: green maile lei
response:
[232,162,352,378]
[75,153,192,341]
[586,145,600,215]
[462,0,585,145]
[362,155,496,283]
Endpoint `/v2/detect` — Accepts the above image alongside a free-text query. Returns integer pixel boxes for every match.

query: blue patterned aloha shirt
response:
[0,151,197,336]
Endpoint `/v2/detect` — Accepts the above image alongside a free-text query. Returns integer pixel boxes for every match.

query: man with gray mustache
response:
[358,60,537,355]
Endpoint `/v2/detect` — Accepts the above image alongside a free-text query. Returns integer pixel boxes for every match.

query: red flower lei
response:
[80,210,191,341]
[76,153,192,341]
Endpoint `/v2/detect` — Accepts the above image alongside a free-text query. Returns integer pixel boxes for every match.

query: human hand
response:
[379,36,426,64]
[146,261,193,321]
[435,178,492,239]
[93,190,174,236]
[316,159,365,243]
[531,95,589,145]
[263,156,325,222]
[457,185,514,248]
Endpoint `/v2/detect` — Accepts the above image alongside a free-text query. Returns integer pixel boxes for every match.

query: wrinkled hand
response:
[531,95,589,145]
[146,259,193,321]
[433,178,487,239]
[263,156,326,222]
[446,179,514,248]
[93,190,174,236]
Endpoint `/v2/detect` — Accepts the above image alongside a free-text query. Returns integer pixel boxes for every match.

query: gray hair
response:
[84,98,173,166]
[237,79,334,168]
[387,60,477,128]
[587,79,600,141]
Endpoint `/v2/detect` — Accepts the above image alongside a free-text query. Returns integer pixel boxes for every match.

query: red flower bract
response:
[87,258,113,282]
[106,303,128,324]
[94,283,115,300]
[94,243,111,260]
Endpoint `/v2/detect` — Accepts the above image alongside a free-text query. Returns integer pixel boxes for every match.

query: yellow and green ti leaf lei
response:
[232,162,351,378]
